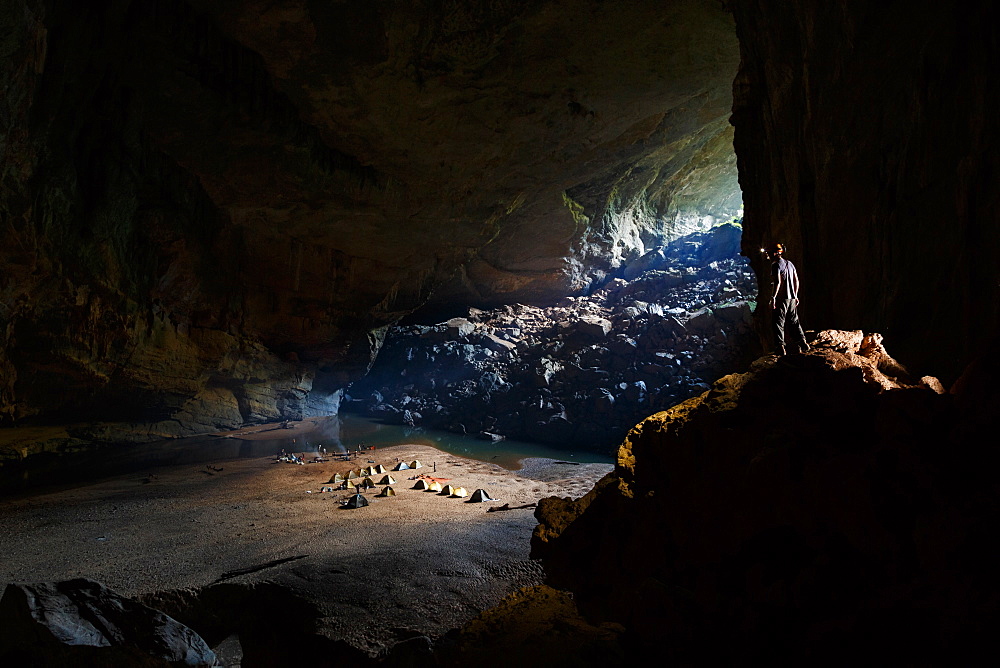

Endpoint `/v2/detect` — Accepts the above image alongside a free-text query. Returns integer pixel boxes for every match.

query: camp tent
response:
[413,479,430,490]
[409,460,423,469]
[439,484,455,496]
[360,476,376,489]
[392,462,410,471]
[327,473,345,484]
[373,464,387,474]
[360,466,373,476]
[450,487,468,498]
[427,481,443,492]
[343,493,369,509]
[340,480,356,490]
[377,475,396,485]
[347,469,361,479]
[468,489,495,503]
[376,486,396,497]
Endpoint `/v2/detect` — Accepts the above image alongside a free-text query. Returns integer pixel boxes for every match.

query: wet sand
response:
[0,443,612,656]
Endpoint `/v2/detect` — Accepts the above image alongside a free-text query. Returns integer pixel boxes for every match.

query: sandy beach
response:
[0,441,612,658]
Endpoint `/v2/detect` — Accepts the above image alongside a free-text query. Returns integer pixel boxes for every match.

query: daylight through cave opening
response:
[348,126,751,454]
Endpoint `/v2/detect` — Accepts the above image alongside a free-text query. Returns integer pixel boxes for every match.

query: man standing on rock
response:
[766,242,809,356]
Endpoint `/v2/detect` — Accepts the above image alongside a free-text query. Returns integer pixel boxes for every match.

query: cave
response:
[2,1,998,666]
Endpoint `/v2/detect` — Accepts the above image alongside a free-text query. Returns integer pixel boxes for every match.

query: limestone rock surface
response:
[531,335,997,663]
[0,579,217,667]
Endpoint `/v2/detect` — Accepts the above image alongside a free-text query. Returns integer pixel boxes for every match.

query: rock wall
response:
[1,0,742,436]
[731,0,1000,383]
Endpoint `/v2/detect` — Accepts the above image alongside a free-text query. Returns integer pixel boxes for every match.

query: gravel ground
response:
[0,443,612,657]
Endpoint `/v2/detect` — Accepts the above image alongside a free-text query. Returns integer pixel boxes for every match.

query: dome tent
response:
[343,493,368,509]
[468,489,496,503]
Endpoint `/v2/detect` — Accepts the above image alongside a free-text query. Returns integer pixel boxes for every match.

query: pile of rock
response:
[346,224,758,449]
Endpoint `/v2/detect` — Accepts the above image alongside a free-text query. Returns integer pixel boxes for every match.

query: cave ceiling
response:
[145,0,742,311]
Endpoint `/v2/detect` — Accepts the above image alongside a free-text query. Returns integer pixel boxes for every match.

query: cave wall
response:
[0,0,367,436]
[2,0,743,435]
[731,0,1000,382]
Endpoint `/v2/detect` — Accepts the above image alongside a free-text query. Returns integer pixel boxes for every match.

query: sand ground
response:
[0,441,612,657]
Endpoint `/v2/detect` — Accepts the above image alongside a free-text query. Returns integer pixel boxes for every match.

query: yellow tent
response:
[427,481,443,492]
[376,486,396,497]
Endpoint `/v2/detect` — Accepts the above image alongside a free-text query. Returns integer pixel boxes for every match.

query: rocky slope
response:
[531,332,997,663]
[347,224,756,449]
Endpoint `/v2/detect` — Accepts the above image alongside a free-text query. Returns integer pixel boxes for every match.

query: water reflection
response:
[249,415,615,471]
[1,415,613,494]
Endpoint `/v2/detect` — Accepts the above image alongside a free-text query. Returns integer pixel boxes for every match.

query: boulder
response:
[534,357,563,387]
[623,248,667,280]
[0,579,217,667]
[575,317,613,339]
[480,332,517,354]
[446,318,476,339]
[694,222,742,265]
[712,300,752,324]
[685,308,716,333]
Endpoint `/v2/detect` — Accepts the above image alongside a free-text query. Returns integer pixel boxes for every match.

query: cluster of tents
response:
[333,459,497,509]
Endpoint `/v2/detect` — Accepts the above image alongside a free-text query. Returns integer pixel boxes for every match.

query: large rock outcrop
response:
[0,579,217,667]
[532,335,999,663]
[731,0,1000,383]
[1,0,741,436]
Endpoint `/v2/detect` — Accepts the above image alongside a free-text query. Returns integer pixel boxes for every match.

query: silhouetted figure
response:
[765,242,809,356]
